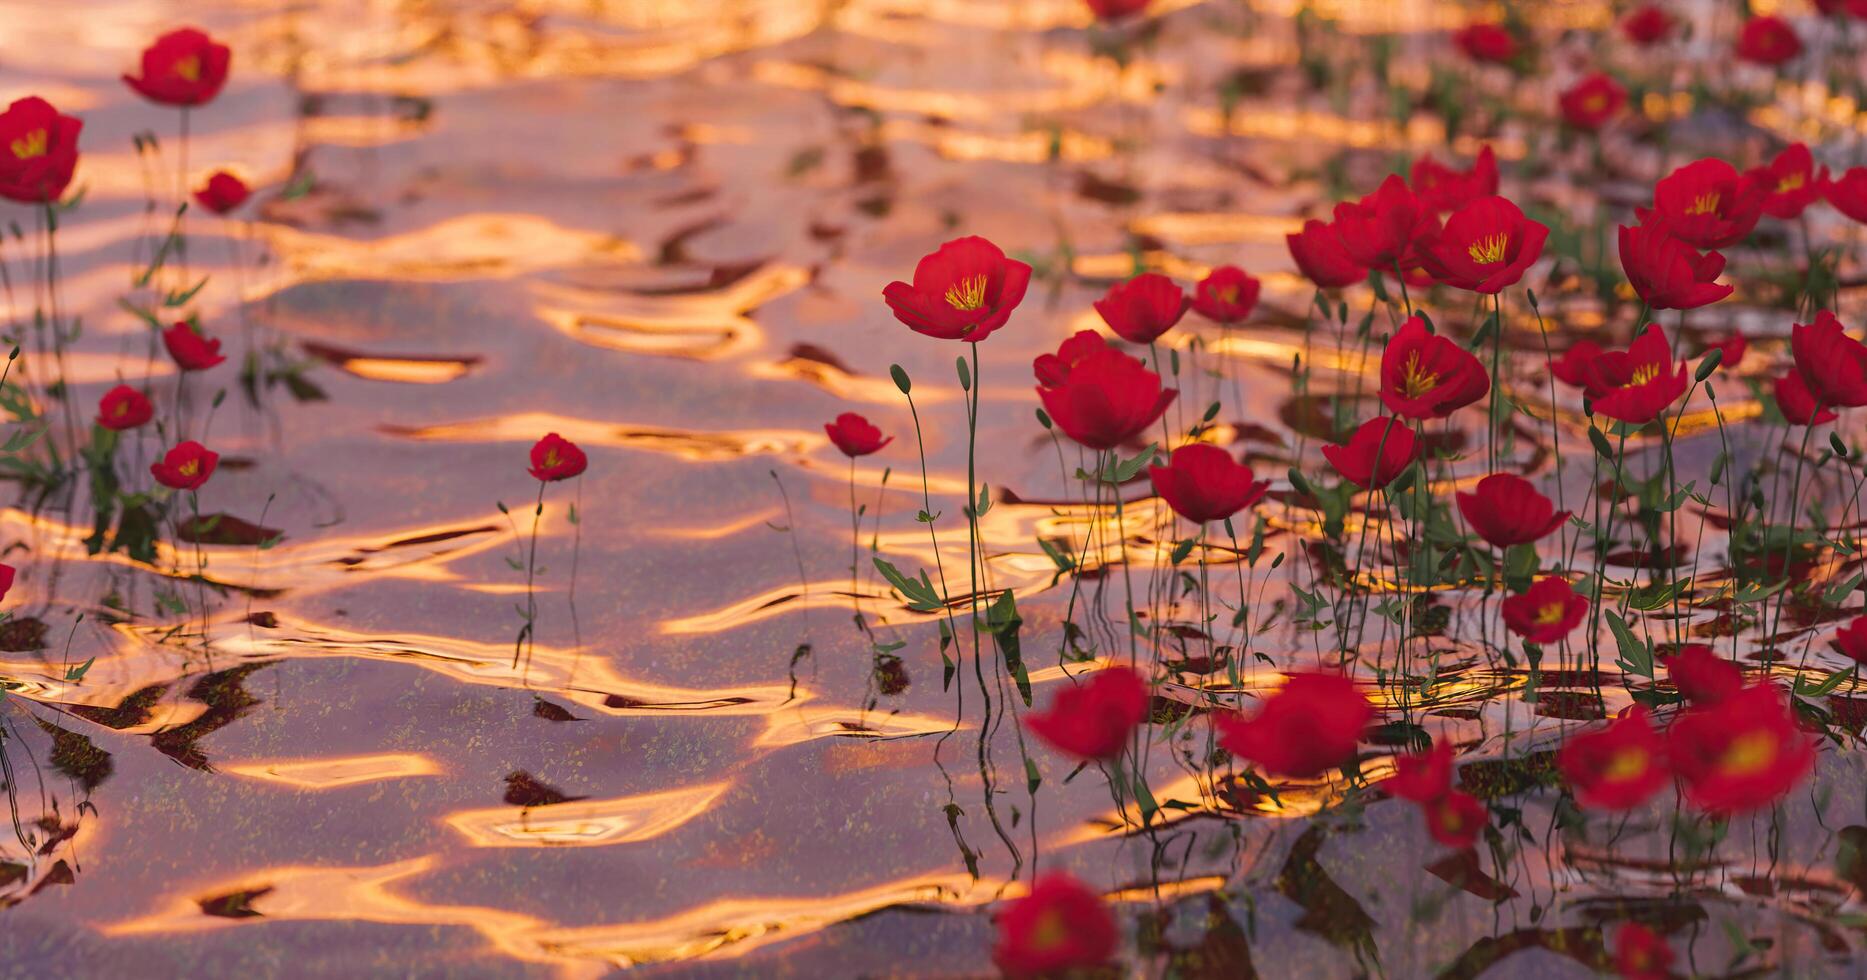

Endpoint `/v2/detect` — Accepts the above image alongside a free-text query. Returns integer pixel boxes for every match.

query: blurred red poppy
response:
[991,873,1117,977]
[151,441,218,490]
[1774,371,1838,426]
[1705,333,1746,371]
[1453,22,1517,64]
[1833,615,1867,666]
[1148,443,1268,525]
[1791,310,1867,409]
[1501,577,1588,644]
[1558,707,1669,810]
[97,385,153,431]
[1735,15,1801,66]
[1668,683,1815,814]
[1386,740,1453,802]
[1286,219,1368,290]
[1217,672,1372,778]
[1615,923,1674,980]
[1094,273,1187,345]
[1618,221,1733,310]
[1747,144,1823,220]
[0,97,81,204]
[194,170,250,215]
[1558,73,1626,131]
[528,433,587,482]
[1025,666,1149,761]
[1827,167,1867,223]
[1639,158,1764,250]
[1191,266,1259,325]
[1036,347,1176,450]
[824,412,892,458]
[1322,417,1419,490]
[1456,473,1568,549]
[1419,195,1548,293]
[1379,315,1489,419]
[1663,644,1744,705]
[1410,145,1498,213]
[123,28,232,106]
[1621,5,1673,45]
[1423,789,1486,849]
[883,236,1032,343]
[162,321,225,372]
[1084,0,1150,22]
[1549,340,1603,389]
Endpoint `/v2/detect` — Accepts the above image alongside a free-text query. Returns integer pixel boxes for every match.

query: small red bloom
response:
[1456,473,1568,549]
[1668,683,1815,814]
[1148,443,1268,525]
[1036,346,1176,451]
[0,97,82,205]
[1423,790,1487,849]
[1621,5,1674,45]
[1558,73,1627,132]
[1093,273,1187,345]
[1584,324,1689,424]
[1663,644,1745,706]
[1832,615,1867,667]
[1410,145,1498,213]
[1559,707,1669,810]
[1791,310,1867,409]
[1774,371,1837,426]
[1191,266,1259,325]
[123,28,232,107]
[1379,315,1489,420]
[1418,195,1548,294]
[150,441,218,491]
[1084,0,1150,22]
[1549,340,1603,389]
[194,170,250,215]
[883,236,1032,344]
[1453,22,1517,64]
[1501,577,1589,644]
[1618,222,1734,311]
[1332,174,1438,272]
[1033,330,1109,389]
[991,873,1117,978]
[97,385,153,431]
[1747,144,1823,220]
[1827,167,1867,224]
[1025,666,1149,761]
[1286,218,1368,290]
[824,412,892,457]
[1736,15,1801,66]
[1640,158,1764,250]
[1217,672,1372,778]
[1705,333,1746,372]
[1322,417,1419,491]
[528,433,586,482]
[1615,923,1674,980]
[1386,740,1453,802]
[162,321,225,372]
[0,564,13,604]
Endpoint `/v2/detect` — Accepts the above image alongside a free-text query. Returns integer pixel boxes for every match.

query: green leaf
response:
[872,557,945,612]
[1794,668,1853,699]
[1607,611,1653,679]
[63,657,95,682]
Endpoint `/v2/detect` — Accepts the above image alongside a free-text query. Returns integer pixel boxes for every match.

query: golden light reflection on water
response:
[444,783,729,848]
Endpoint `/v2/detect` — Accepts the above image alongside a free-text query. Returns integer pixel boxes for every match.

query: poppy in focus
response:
[1322,417,1420,490]
[1093,273,1187,345]
[1456,473,1568,549]
[1286,219,1369,290]
[883,237,1032,344]
[1148,443,1268,525]
[1618,221,1734,310]
[824,413,892,458]
[1036,346,1177,451]
[1379,315,1489,419]
[1418,195,1549,293]
[1790,310,1867,409]
[151,441,218,491]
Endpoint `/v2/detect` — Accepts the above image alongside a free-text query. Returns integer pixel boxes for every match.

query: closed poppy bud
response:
[1025,666,1149,761]
[1409,145,1498,213]
[1662,644,1745,705]
[528,433,586,482]
[883,236,1032,344]
[1639,158,1765,250]
[150,440,218,491]
[97,384,153,431]
[823,412,892,458]
[1191,266,1259,325]
[1500,577,1589,644]
[0,96,82,205]
[194,170,250,215]
[1321,417,1419,491]
[1549,340,1603,389]
[1558,706,1669,810]
[1422,789,1486,849]
[1379,315,1489,419]
[1747,144,1822,220]
[162,321,225,372]
[1615,923,1673,980]
[1735,15,1801,66]
[1035,347,1177,451]
[0,563,13,604]
[1457,473,1569,548]
[1826,167,1867,224]
[1093,273,1187,345]
[1147,443,1268,525]
[1419,195,1549,294]
[1453,22,1517,64]
[123,28,232,107]
[1621,5,1673,45]
[1286,218,1368,290]
[1558,73,1626,132]
[991,874,1117,977]
[1584,325,1689,424]
[1790,310,1867,409]
[1774,371,1838,426]
[1332,174,1438,272]
[1217,671,1372,778]
[1386,739,1454,802]
[1668,683,1815,814]
[1084,0,1150,22]
[1033,330,1109,389]
[1832,615,1867,666]
[1618,222,1733,311]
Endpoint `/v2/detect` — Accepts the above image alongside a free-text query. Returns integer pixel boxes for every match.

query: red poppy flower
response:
[1147,444,1268,525]
[123,28,232,107]
[1735,15,1801,66]
[1558,73,1627,132]
[1418,195,1548,294]
[1621,5,1673,45]
[1558,707,1669,810]
[97,385,153,431]
[1639,158,1764,250]
[1774,371,1838,426]
[1093,273,1187,345]
[824,412,892,458]
[1378,316,1489,420]
[529,433,586,482]
[1618,221,1733,310]
[1705,333,1746,372]
[1669,683,1815,814]
[1191,266,1259,325]
[1663,644,1744,706]
[1332,175,1438,272]
[883,236,1032,344]
[1615,923,1674,980]
[0,97,81,205]
[1025,666,1149,761]
[194,170,250,215]
[1036,347,1177,451]
[1584,325,1688,424]
[991,873,1117,978]
[1746,144,1823,220]
[1386,740,1454,802]
[1549,340,1603,389]
[1422,789,1486,849]
[1033,330,1109,389]
[1286,218,1368,290]
[1456,473,1568,549]
[151,441,218,491]
[1832,615,1867,666]
[1827,167,1867,224]
[1322,417,1419,491]
[1453,22,1517,64]
[1217,672,1372,778]
[0,564,13,604]
[1501,577,1589,644]
[162,321,225,372]
[1409,145,1498,213]
[1084,0,1150,22]
[1791,310,1867,409]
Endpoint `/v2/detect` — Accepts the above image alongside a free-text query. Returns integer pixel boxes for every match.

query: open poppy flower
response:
[0,96,81,204]
[1615,923,1674,980]
[1094,273,1187,345]
[1618,222,1733,310]
[1217,672,1372,778]
[1832,615,1867,667]
[123,28,232,106]
[1747,144,1824,220]
[1501,577,1589,644]
[151,441,218,491]
[1559,73,1626,131]
[1790,310,1867,409]
[1668,683,1815,814]
[1322,417,1419,491]
[1034,330,1109,389]
[1386,740,1454,802]
[528,433,587,481]
[1549,340,1603,389]
[1583,325,1689,424]
[1423,790,1487,849]
[1418,195,1548,293]
[194,171,250,215]
[1025,666,1149,761]
[1456,473,1568,549]
[1036,346,1176,450]
[1827,167,1867,224]
[1736,15,1801,66]
[1621,5,1673,45]
[1332,175,1438,272]
[883,236,1032,343]
[1191,266,1259,325]
[1378,315,1489,419]
[1148,444,1268,525]
[1774,371,1838,426]
[824,412,892,457]
[1453,22,1517,64]
[162,321,226,372]
[1410,146,1498,213]
[1663,644,1745,705]
[1558,707,1669,810]
[1639,158,1764,250]
[991,873,1117,977]
[97,385,153,431]
[1286,218,1368,289]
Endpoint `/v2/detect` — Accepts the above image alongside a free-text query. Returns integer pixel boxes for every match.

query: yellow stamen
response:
[1603,747,1649,782]
[1215,285,1238,305]
[542,449,561,469]
[1027,909,1069,952]
[1534,602,1567,626]
[1720,730,1778,777]
[10,129,47,161]
[178,459,200,478]
[1626,363,1661,388]
[1466,233,1510,265]
[943,275,989,312]
[175,56,201,83]
[1685,191,1720,216]
[1399,351,1440,399]
[1777,173,1805,193]
[1583,93,1607,114]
